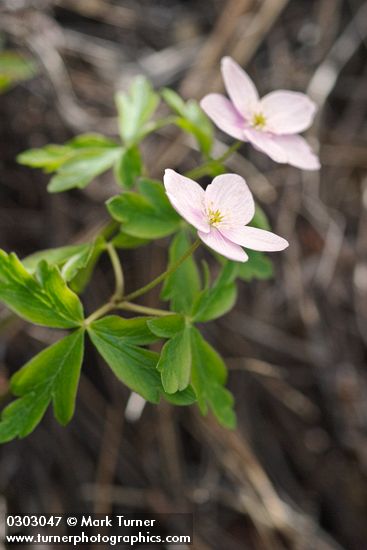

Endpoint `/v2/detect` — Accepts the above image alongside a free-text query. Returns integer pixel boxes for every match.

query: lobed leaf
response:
[107,179,181,239]
[161,88,214,155]
[88,316,197,406]
[190,328,236,429]
[116,76,159,145]
[236,250,274,281]
[17,133,121,193]
[192,262,239,322]
[161,231,201,313]
[0,251,84,328]
[0,331,84,442]
[114,146,143,189]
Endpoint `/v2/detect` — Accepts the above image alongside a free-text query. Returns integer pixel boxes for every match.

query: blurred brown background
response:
[1,0,367,548]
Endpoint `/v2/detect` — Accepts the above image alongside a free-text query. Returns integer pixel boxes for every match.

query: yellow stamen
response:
[252,112,266,130]
[208,208,223,225]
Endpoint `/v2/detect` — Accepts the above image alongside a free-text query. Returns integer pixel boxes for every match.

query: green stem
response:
[84,302,115,326]
[117,302,173,317]
[123,238,201,302]
[106,242,124,300]
[100,220,120,241]
[185,140,242,180]
[141,116,178,139]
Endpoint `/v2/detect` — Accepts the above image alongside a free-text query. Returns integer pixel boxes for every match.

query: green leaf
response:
[23,239,105,293]
[0,331,84,442]
[0,391,50,443]
[88,316,162,403]
[250,205,271,230]
[17,133,121,192]
[17,134,119,173]
[156,326,192,393]
[237,250,274,281]
[70,242,105,294]
[23,243,93,275]
[114,146,143,189]
[147,314,185,338]
[163,385,196,406]
[0,51,36,93]
[88,316,197,407]
[161,231,201,313]
[161,88,213,155]
[192,262,238,322]
[11,330,84,424]
[112,231,149,249]
[68,134,118,149]
[17,145,76,173]
[116,76,159,145]
[107,179,180,239]
[191,328,236,429]
[48,148,121,193]
[0,250,84,328]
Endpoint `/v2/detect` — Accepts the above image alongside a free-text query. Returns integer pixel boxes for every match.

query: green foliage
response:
[191,328,236,429]
[116,76,159,145]
[161,231,201,313]
[23,239,106,293]
[192,262,238,322]
[107,179,181,239]
[88,316,196,405]
[0,251,84,328]
[237,250,274,281]
[250,204,271,231]
[0,331,84,442]
[114,146,143,189]
[149,315,192,394]
[162,88,214,155]
[23,243,93,276]
[17,134,121,193]
[1,73,287,442]
[112,231,149,249]
[0,51,36,93]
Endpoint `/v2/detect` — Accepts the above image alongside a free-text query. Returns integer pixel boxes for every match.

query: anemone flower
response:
[200,56,320,170]
[164,169,288,262]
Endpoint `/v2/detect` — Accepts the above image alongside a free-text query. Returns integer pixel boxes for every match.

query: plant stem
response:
[142,115,178,138]
[123,238,201,302]
[185,140,242,180]
[117,302,173,317]
[106,242,124,300]
[84,302,115,326]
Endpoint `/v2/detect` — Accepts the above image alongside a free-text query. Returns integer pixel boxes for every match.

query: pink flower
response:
[163,169,288,262]
[200,57,320,170]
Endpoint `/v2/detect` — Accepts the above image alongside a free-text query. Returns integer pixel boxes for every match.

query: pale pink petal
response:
[243,128,288,163]
[260,91,317,134]
[220,225,289,252]
[205,174,255,227]
[221,57,259,119]
[274,135,320,170]
[198,227,248,262]
[200,94,245,140]
[163,169,210,233]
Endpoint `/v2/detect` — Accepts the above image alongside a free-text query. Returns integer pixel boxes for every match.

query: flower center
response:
[208,208,223,226]
[252,112,266,130]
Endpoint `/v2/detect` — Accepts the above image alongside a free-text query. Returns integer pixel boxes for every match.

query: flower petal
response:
[274,135,320,170]
[200,94,245,140]
[243,128,288,163]
[220,225,289,252]
[260,91,317,134]
[205,174,255,227]
[198,227,248,262]
[163,169,210,233]
[221,57,259,119]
